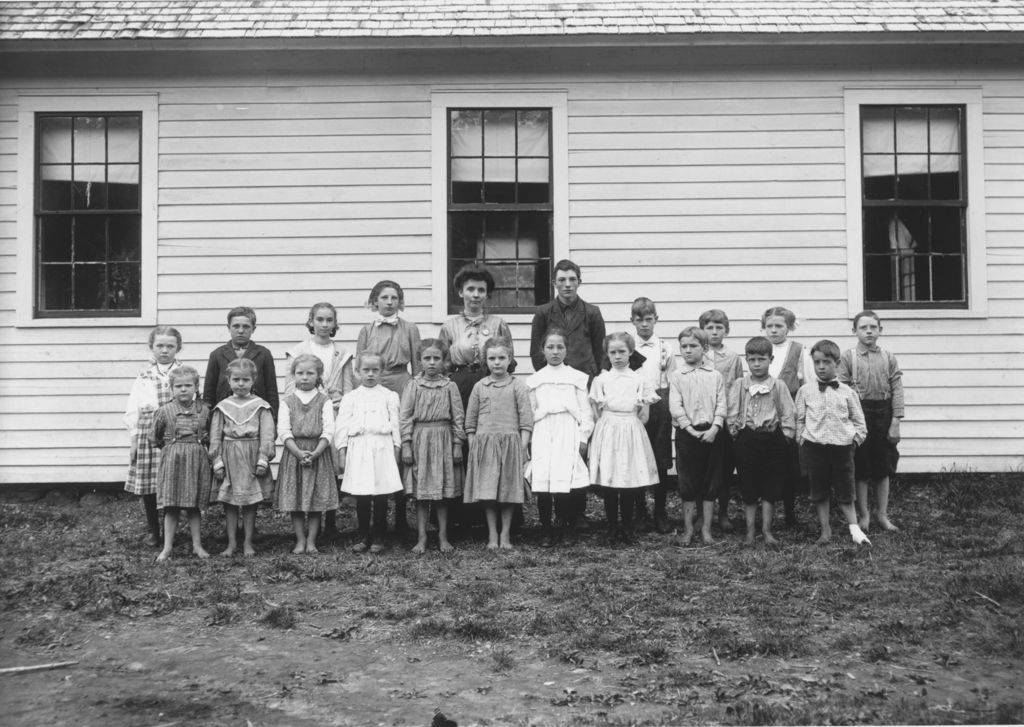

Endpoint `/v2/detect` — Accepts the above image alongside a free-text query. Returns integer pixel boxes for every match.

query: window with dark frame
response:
[447,108,553,314]
[860,105,967,308]
[35,112,142,317]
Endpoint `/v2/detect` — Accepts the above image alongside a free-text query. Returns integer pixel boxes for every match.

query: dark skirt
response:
[855,399,899,480]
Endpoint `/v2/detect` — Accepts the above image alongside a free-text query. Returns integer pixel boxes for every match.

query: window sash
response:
[34,112,142,317]
[859,105,968,309]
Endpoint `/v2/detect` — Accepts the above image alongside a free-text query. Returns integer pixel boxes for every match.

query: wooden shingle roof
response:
[2,0,1023,41]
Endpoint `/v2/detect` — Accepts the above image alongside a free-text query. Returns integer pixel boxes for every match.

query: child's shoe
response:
[620,525,638,545]
[539,526,555,548]
[654,512,672,534]
[369,542,386,554]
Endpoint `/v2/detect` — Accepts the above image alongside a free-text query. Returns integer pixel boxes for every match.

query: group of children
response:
[125,281,904,560]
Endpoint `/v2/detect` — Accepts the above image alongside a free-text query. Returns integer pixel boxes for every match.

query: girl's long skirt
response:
[464,432,528,504]
[276,435,340,512]
[589,411,659,489]
[403,421,463,501]
[340,433,403,497]
[125,410,159,496]
[529,411,590,494]
[156,440,214,510]
[216,438,275,507]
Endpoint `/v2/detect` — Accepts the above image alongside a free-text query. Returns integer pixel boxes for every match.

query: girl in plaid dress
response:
[124,326,185,547]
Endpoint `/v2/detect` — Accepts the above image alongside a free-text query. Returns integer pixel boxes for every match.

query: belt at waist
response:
[602,410,637,418]
[416,420,451,428]
[224,435,257,441]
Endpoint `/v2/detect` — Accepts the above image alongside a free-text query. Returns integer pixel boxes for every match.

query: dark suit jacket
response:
[202,342,280,422]
[529,297,606,376]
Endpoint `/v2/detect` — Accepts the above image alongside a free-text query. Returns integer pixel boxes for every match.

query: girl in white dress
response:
[589,332,660,544]
[335,352,403,553]
[526,328,593,547]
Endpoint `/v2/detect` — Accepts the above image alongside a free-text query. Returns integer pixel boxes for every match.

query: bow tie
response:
[374,316,399,327]
[818,379,839,392]
[638,340,656,347]
[748,383,771,396]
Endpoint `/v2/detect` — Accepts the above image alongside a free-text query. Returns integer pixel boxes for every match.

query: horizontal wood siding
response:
[1,47,1022,483]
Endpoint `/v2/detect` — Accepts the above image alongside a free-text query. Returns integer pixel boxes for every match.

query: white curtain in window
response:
[862,115,960,177]
[39,122,137,181]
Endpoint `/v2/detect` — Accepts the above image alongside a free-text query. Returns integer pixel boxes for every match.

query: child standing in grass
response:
[669,326,727,545]
[589,332,660,544]
[276,354,338,555]
[211,358,276,557]
[839,310,903,533]
[464,338,533,550]
[151,366,213,561]
[796,340,869,546]
[526,328,593,547]
[125,326,185,547]
[630,298,675,533]
[336,352,403,554]
[761,306,814,529]
[700,308,744,534]
[356,280,421,537]
[401,339,466,554]
[727,337,796,545]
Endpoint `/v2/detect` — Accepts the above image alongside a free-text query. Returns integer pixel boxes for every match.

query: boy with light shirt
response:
[630,297,675,533]
[795,340,869,546]
[668,326,726,545]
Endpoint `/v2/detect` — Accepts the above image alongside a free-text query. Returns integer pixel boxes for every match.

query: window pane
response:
[895,108,928,153]
[75,215,107,261]
[39,217,72,261]
[930,208,963,253]
[895,155,928,199]
[40,264,72,310]
[450,110,482,157]
[109,216,141,261]
[484,110,515,157]
[930,157,961,200]
[861,108,894,153]
[929,107,960,153]
[108,116,140,163]
[518,158,549,203]
[40,165,72,210]
[932,255,964,301]
[108,164,140,209]
[483,158,515,203]
[451,158,482,204]
[864,255,894,303]
[517,110,549,156]
[480,213,516,259]
[74,264,108,309]
[74,116,106,163]
[73,165,107,209]
[108,262,141,309]
[39,116,72,163]
[518,212,550,260]
[449,213,482,260]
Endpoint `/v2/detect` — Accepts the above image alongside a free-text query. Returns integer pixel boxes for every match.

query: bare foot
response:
[292,542,306,555]
[499,541,515,551]
[858,515,870,531]
[243,544,256,557]
[815,529,832,544]
[486,541,499,551]
[193,546,211,559]
[701,529,714,545]
[411,541,426,554]
[877,516,899,532]
[369,543,385,554]
[305,544,319,555]
[744,529,756,545]
[680,529,694,546]
[351,542,368,553]
[221,546,236,557]
[439,539,454,553]
[156,548,172,562]
[762,532,779,546]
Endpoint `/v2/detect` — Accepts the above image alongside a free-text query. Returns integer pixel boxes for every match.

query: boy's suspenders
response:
[850,347,892,400]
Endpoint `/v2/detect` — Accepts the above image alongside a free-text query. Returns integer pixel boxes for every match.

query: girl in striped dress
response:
[124,326,185,547]
[276,354,338,555]
[151,366,213,561]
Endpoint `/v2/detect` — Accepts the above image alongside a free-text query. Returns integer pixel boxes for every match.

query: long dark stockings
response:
[356,495,389,542]
[602,490,635,529]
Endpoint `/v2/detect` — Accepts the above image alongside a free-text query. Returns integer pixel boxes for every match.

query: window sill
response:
[15,314,156,329]
[860,307,987,320]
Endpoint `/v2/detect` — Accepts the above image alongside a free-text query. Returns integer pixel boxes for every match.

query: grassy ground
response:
[1,472,1022,726]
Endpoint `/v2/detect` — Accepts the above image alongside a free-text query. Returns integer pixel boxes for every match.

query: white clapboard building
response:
[1,1,1023,484]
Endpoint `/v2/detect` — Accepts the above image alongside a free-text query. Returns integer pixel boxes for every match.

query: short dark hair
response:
[852,309,882,331]
[744,336,773,357]
[226,306,256,327]
[699,309,730,332]
[553,259,581,281]
[811,339,841,362]
[452,263,496,296]
[630,297,657,319]
[168,365,200,388]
